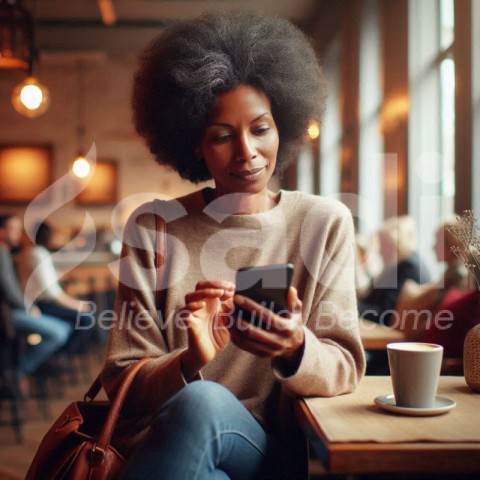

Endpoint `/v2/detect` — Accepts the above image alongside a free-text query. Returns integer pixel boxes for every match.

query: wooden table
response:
[296,376,480,475]
[359,318,406,350]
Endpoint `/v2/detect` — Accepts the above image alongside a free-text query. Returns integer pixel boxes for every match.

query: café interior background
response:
[1,0,479,278]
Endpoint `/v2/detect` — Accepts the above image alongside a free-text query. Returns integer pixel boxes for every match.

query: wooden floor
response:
[0,351,105,479]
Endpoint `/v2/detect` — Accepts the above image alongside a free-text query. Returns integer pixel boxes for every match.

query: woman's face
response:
[198,84,279,196]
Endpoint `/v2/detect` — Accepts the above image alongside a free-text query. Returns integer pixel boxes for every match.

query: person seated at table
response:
[17,220,93,354]
[394,217,469,340]
[0,214,72,379]
[358,215,431,326]
[101,11,365,479]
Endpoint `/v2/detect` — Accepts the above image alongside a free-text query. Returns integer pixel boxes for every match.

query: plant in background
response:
[448,210,480,290]
[449,211,480,392]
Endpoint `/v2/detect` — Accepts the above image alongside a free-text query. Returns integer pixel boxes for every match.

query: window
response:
[358,0,383,236]
[408,0,455,277]
[296,146,315,194]
[439,0,455,215]
[319,35,341,197]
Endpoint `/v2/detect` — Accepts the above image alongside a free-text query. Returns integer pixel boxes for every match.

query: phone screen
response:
[233,263,294,323]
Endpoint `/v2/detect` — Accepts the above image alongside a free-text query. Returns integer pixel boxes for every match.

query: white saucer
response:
[374,394,456,416]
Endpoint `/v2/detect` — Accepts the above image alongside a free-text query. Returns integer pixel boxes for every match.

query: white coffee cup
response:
[387,342,443,408]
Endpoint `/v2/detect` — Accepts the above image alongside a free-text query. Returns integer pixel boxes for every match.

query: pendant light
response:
[71,60,91,179]
[307,120,320,140]
[0,0,34,70]
[1,0,50,117]
[11,64,50,117]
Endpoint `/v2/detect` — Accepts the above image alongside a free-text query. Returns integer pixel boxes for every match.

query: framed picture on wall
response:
[76,159,118,205]
[0,144,53,203]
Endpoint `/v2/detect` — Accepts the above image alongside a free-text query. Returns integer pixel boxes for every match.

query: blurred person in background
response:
[17,220,93,354]
[358,216,431,375]
[395,218,473,371]
[395,217,470,339]
[358,215,431,326]
[0,214,72,379]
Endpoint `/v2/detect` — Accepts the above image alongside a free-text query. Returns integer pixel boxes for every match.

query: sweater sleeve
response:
[0,249,26,310]
[272,202,365,397]
[101,202,189,415]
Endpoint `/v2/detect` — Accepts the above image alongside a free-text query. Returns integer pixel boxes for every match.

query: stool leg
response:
[10,394,23,444]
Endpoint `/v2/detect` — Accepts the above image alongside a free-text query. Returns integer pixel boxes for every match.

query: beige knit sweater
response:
[102,188,365,453]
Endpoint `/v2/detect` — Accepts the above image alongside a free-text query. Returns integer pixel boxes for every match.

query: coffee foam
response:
[388,342,442,352]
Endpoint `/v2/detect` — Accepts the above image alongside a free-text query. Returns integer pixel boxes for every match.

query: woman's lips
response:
[231,166,265,181]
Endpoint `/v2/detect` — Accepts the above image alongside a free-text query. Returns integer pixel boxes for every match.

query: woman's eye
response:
[213,134,231,144]
[254,126,270,135]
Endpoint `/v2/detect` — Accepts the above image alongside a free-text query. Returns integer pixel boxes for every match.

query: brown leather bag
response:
[25,357,150,480]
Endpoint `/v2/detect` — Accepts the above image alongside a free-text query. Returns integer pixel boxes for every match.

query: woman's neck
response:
[204,188,278,215]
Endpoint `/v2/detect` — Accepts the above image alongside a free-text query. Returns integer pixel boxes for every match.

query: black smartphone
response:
[233,263,294,324]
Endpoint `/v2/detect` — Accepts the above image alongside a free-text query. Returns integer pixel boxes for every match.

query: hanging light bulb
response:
[307,120,320,140]
[2,0,51,117]
[70,60,92,179]
[72,155,91,178]
[11,75,50,117]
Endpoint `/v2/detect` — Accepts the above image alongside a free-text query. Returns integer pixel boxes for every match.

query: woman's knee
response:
[160,381,238,423]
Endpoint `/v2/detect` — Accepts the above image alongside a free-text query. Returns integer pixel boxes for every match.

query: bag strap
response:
[94,357,151,456]
[91,202,167,458]
[87,201,167,461]
[154,199,167,311]
[86,202,167,402]
[84,375,103,402]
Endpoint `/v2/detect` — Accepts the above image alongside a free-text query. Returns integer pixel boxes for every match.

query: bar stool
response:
[0,312,24,444]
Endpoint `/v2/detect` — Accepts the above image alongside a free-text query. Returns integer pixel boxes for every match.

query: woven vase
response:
[464,323,480,392]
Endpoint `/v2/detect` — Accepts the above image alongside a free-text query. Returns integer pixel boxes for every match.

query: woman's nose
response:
[235,133,256,161]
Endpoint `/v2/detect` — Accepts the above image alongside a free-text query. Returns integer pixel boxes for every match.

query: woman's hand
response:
[180,280,235,380]
[229,286,305,370]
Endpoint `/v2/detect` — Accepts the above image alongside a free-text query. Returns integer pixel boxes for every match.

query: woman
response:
[102,12,365,479]
[17,221,92,353]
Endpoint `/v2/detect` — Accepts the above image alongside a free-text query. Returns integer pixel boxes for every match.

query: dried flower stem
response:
[448,210,480,289]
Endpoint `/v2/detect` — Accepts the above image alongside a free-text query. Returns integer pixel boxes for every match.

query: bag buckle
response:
[90,444,106,465]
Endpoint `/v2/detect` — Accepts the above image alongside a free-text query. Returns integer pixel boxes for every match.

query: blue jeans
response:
[121,381,303,480]
[13,309,73,376]
[37,301,92,353]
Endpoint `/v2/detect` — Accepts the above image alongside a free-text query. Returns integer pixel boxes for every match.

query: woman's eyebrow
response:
[206,112,271,128]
